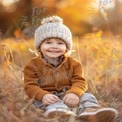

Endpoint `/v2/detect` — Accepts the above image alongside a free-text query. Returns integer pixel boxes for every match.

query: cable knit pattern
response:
[24,55,88,101]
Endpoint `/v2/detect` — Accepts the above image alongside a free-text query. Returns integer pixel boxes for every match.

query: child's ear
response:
[66,49,70,52]
[65,49,68,52]
[37,47,40,52]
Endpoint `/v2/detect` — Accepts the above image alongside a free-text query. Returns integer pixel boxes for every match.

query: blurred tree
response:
[55,0,93,36]
[0,0,32,37]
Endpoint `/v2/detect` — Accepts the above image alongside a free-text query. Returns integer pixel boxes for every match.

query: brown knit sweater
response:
[24,55,88,101]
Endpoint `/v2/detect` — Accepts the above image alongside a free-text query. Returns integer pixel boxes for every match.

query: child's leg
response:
[77,93,100,115]
[77,93,118,122]
[33,99,75,122]
[33,89,75,119]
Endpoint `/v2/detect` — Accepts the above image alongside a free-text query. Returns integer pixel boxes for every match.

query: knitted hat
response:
[34,16,72,51]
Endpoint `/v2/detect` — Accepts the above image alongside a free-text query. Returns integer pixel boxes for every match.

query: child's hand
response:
[42,94,59,105]
[63,93,79,107]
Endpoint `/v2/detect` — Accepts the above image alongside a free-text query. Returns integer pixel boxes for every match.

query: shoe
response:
[45,100,76,118]
[77,107,118,122]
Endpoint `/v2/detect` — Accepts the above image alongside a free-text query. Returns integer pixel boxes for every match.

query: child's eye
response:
[58,42,64,44]
[45,41,51,44]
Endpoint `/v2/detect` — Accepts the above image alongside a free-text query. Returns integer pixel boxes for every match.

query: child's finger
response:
[52,95,59,100]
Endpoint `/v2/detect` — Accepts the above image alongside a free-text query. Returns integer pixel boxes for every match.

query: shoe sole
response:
[77,108,118,122]
[45,108,76,117]
[96,108,118,122]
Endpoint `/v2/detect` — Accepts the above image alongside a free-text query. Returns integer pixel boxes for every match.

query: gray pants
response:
[33,93,100,115]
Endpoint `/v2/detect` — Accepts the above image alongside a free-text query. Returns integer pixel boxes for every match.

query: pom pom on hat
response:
[34,16,72,51]
[41,16,63,24]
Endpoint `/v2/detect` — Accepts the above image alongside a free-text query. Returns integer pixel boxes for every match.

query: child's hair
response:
[34,16,72,51]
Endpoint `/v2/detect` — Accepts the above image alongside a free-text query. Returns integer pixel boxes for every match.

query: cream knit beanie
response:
[34,16,72,51]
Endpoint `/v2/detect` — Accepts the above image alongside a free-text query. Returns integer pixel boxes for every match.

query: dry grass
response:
[0,31,122,121]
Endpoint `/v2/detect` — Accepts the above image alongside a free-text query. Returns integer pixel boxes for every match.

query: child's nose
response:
[52,43,58,48]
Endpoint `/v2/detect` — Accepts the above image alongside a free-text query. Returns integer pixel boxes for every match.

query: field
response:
[0,31,122,122]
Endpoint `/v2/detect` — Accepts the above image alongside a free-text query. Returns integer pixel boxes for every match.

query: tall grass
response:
[0,31,121,121]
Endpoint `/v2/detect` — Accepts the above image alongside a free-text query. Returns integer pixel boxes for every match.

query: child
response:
[24,16,118,122]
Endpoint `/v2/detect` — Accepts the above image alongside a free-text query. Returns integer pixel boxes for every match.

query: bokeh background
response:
[0,0,122,38]
[0,0,122,122]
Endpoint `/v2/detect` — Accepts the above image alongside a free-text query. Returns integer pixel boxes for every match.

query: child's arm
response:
[63,60,88,107]
[24,62,50,102]
[65,60,88,97]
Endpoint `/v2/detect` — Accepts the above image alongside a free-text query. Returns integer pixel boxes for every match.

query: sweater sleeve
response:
[24,61,50,101]
[65,61,88,97]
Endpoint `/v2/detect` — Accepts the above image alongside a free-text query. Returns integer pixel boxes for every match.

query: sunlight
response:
[119,0,122,3]
[1,0,19,7]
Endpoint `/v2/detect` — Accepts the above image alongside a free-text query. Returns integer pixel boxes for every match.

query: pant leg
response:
[46,100,71,111]
[33,100,47,110]
[77,93,100,115]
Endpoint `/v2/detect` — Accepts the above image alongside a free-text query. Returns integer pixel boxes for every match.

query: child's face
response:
[40,38,67,59]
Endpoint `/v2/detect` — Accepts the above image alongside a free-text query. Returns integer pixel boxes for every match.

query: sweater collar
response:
[38,53,67,68]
